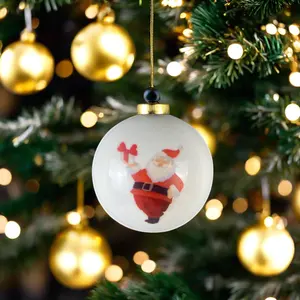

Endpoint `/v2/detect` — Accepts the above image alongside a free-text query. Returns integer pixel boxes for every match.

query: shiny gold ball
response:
[292,184,300,219]
[49,226,112,289]
[71,21,135,82]
[191,123,217,155]
[237,223,295,276]
[0,31,54,95]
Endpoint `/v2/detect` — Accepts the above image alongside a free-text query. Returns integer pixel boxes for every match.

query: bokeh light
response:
[266,23,277,35]
[133,251,149,265]
[85,4,99,19]
[80,111,98,128]
[66,211,81,225]
[245,156,261,176]
[105,265,123,282]
[56,60,73,78]
[227,43,244,60]
[166,61,183,77]
[278,180,293,196]
[289,72,300,87]
[289,24,300,35]
[285,103,300,121]
[141,260,156,273]
[5,221,21,239]
[0,168,12,186]
[0,215,8,234]
[232,197,248,214]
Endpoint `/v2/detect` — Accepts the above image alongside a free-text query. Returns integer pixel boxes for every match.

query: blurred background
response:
[0,0,299,299]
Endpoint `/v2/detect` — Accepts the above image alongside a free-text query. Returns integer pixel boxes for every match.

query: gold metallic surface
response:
[71,20,135,82]
[191,123,216,155]
[137,103,170,115]
[49,226,112,289]
[237,223,294,276]
[0,33,54,95]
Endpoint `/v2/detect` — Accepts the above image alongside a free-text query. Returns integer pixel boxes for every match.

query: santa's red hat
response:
[162,147,182,158]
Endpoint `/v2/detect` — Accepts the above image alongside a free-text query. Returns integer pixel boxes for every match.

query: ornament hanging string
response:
[261,176,271,219]
[150,0,155,88]
[77,178,84,216]
[24,6,32,32]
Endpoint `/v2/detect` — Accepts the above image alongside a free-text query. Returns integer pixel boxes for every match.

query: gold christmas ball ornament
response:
[71,6,135,82]
[237,221,295,276]
[191,123,217,155]
[0,30,54,95]
[49,226,112,289]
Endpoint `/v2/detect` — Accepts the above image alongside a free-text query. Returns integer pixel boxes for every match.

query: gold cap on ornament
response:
[137,104,170,115]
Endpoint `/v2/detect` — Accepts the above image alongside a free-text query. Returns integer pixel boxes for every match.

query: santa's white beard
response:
[146,161,175,183]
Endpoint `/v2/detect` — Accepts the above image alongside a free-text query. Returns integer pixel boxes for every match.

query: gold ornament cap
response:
[97,4,115,24]
[137,103,170,115]
[20,29,36,42]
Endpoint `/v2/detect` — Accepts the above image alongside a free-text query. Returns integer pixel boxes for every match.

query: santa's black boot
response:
[145,217,160,224]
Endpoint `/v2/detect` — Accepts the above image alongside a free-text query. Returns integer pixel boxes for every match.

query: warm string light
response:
[0,215,8,233]
[133,251,149,265]
[244,156,261,176]
[0,168,12,186]
[85,4,99,19]
[285,103,300,121]
[55,60,74,78]
[0,7,8,19]
[232,197,248,214]
[265,297,277,300]
[265,23,277,35]
[205,199,223,220]
[227,43,244,60]
[289,72,300,87]
[161,0,183,8]
[5,221,21,239]
[166,61,183,77]
[105,265,123,282]
[289,24,300,36]
[141,259,156,273]
[278,180,293,196]
[80,111,98,128]
[272,93,280,102]
[66,211,81,225]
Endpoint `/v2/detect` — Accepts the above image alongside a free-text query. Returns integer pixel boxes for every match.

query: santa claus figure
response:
[118,142,184,224]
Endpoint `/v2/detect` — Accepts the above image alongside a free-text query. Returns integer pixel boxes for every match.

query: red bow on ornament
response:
[117,142,138,163]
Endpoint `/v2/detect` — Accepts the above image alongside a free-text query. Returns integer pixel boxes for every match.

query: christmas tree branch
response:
[186,2,286,88]
[0,96,81,146]
[246,94,300,169]
[90,273,198,300]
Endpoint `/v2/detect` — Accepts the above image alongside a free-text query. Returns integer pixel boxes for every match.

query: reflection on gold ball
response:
[0,31,54,95]
[192,124,216,155]
[237,223,294,276]
[71,21,135,82]
[292,184,300,220]
[49,226,111,289]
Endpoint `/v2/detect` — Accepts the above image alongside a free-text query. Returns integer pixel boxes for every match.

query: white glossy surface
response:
[92,114,213,233]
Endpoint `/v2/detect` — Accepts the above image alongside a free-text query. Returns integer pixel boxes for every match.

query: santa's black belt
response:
[133,182,168,196]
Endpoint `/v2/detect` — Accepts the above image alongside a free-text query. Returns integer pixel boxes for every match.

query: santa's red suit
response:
[130,158,184,223]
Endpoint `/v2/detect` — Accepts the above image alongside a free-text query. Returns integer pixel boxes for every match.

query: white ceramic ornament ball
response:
[92,113,213,233]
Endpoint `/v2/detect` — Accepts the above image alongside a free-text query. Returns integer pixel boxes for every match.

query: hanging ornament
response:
[237,177,295,276]
[191,123,216,155]
[0,7,54,95]
[92,0,213,233]
[292,183,300,219]
[49,180,112,289]
[71,4,135,82]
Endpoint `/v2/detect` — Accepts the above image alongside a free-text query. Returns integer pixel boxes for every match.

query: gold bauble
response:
[71,16,135,82]
[237,222,295,276]
[292,183,300,219]
[49,226,112,289]
[0,30,54,95]
[192,123,217,155]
